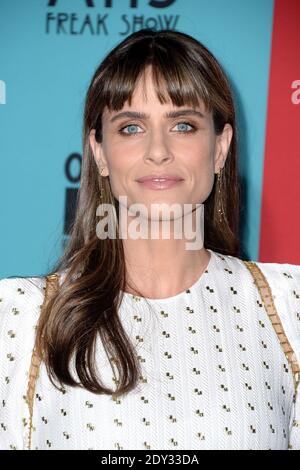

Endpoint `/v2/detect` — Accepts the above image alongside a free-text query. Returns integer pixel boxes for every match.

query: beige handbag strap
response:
[25,273,59,450]
[243,260,300,394]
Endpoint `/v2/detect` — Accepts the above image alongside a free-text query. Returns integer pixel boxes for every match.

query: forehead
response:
[102,66,209,122]
[103,90,207,121]
[129,68,171,104]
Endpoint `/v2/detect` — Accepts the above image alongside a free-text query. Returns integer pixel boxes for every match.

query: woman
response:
[0,28,300,451]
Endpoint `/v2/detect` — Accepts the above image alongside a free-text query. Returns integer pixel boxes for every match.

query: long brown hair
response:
[36,28,241,397]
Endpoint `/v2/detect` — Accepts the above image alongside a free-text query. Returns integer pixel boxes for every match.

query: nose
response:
[144,130,174,165]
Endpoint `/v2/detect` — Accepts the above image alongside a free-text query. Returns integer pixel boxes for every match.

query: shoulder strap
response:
[25,273,59,450]
[243,260,300,394]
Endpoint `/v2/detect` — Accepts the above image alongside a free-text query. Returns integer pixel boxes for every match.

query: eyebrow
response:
[109,108,206,123]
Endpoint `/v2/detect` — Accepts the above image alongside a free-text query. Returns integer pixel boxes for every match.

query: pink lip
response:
[136,174,184,182]
[136,179,184,190]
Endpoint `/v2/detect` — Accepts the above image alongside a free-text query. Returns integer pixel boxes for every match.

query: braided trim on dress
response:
[243,260,300,394]
[25,273,59,450]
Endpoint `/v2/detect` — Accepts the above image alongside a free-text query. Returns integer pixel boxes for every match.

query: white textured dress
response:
[0,248,300,450]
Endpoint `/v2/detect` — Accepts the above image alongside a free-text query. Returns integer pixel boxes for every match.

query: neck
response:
[120,206,209,299]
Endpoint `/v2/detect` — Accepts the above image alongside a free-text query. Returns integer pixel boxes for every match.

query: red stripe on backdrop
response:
[259,0,300,263]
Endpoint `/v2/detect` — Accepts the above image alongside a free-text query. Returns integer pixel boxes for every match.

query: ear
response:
[89,129,109,176]
[214,123,233,173]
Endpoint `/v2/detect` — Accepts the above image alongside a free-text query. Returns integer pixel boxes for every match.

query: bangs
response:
[100,38,213,113]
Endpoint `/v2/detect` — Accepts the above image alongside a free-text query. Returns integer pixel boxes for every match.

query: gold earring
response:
[216,169,225,223]
[99,167,105,203]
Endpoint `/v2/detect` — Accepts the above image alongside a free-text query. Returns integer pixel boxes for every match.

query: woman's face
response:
[90,66,233,219]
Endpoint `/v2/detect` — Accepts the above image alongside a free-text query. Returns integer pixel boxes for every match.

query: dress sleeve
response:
[256,261,300,449]
[282,265,300,450]
[0,276,45,450]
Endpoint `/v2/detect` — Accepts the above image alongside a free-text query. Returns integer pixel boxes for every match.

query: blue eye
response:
[118,121,196,136]
[174,122,195,132]
[119,124,142,135]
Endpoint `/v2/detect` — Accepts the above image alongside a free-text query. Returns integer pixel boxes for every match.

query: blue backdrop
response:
[0,0,274,277]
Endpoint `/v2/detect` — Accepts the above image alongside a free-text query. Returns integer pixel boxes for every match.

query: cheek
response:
[184,141,215,201]
[183,138,215,173]
[102,140,126,174]
[102,147,133,199]
[104,138,139,169]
